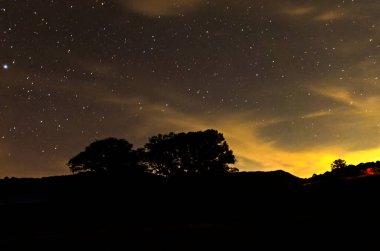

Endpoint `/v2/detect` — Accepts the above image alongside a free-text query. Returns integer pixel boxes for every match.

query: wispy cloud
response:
[121,0,203,16]
[312,85,380,114]
[282,6,315,16]
[280,4,348,22]
[300,110,334,119]
[315,10,345,21]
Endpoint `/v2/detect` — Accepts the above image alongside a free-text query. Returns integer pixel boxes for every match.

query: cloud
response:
[222,114,380,177]
[121,0,203,16]
[313,86,355,107]
[282,6,315,16]
[312,85,380,113]
[212,116,339,178]
[300,110,333,119]
[315,10,345,21]
[279,3,349,22]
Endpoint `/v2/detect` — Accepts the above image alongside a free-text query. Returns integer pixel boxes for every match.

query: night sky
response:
[1,0,380,178]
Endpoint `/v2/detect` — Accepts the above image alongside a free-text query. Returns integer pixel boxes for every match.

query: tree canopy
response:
[144,129,237,177]
[331,159,347,172]
[67,130,237,177]
[67,138,143,175]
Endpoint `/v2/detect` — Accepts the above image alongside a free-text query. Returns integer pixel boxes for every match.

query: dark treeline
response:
[1,129,380,248]
[67,129,238,177]
[309,158,380,183]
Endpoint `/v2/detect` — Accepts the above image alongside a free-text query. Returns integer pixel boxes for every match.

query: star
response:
[3,64,8,70]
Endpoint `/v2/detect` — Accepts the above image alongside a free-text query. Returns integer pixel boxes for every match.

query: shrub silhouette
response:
[67,138,144,175]
[144,129,236,177]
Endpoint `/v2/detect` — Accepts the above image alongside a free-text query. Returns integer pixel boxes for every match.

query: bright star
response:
[3,64,8,70]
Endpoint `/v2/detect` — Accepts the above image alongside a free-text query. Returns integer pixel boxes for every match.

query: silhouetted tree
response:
[144,129,237,177]
[67,138,144,175]
[331,159,347,172]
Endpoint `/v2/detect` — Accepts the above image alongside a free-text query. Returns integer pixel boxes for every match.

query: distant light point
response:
[3,64,8,70]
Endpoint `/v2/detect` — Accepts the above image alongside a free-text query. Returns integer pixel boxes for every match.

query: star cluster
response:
[1,0,380,178]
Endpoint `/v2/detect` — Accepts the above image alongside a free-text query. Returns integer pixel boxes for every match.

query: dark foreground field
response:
[1,171,380,249]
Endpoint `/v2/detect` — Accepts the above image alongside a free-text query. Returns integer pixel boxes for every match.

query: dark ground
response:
[0,171,379,249]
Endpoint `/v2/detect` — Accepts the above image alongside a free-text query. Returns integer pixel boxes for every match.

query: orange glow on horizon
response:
[365,168,376,176]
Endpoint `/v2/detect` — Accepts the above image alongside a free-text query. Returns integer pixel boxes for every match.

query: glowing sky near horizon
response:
[2,0,380,178]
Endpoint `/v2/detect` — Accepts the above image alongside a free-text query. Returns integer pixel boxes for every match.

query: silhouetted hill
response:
[307,160,380,185]
[1,170,379,248]
[231,170,302,185]
[0,170,301,206]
